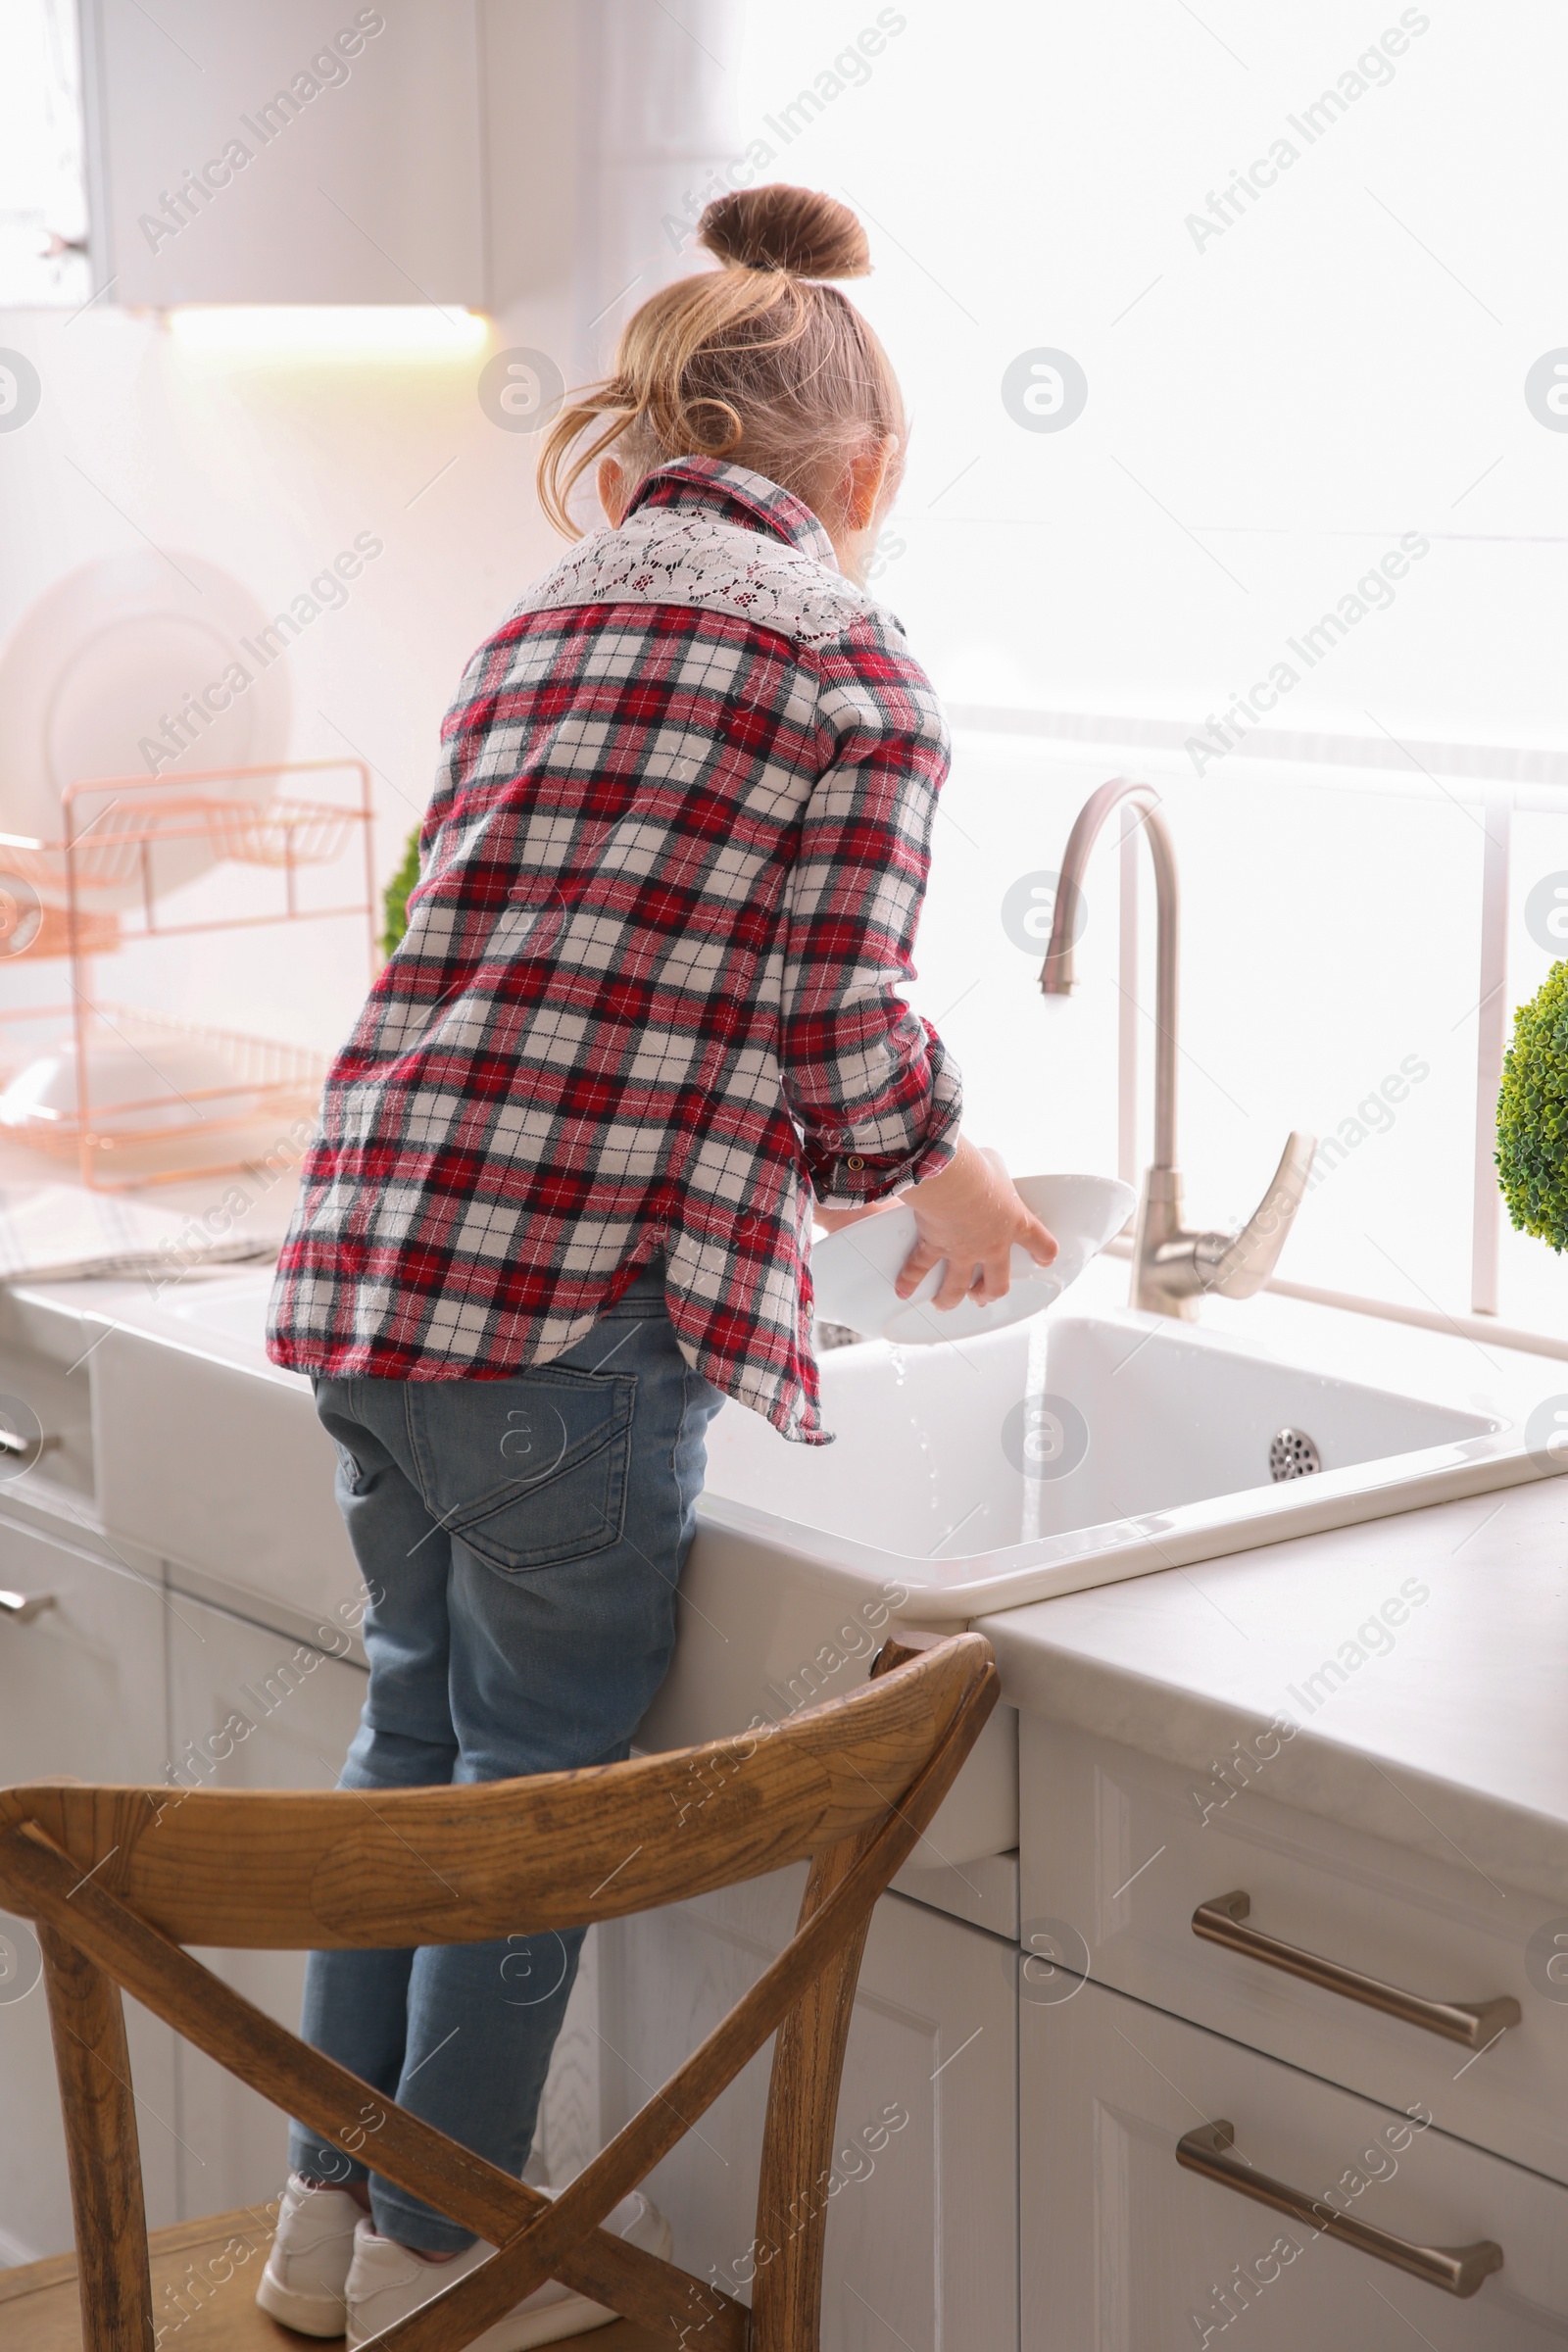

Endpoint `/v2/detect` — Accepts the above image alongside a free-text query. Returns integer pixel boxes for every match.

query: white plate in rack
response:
[0,1033,258,1134]
[0,552,291,903]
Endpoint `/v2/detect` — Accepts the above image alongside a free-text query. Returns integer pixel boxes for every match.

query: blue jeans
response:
[288,1262,723,2251]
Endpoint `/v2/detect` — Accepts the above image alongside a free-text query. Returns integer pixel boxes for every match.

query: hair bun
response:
[697,184,870,280]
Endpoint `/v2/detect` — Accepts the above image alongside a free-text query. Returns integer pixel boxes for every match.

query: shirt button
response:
[846,1155,865,1171]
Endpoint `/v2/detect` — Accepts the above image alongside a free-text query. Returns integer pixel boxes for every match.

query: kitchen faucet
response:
[1040,777,1315,1320]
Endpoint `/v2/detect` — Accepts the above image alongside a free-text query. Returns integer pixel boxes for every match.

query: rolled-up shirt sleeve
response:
[778,614,963,1206]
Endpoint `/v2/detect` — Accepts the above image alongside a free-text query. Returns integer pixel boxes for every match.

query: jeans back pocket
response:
[406,1368,635,1571]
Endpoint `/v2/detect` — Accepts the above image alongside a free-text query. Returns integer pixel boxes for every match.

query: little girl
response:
[258,183,1054,2346]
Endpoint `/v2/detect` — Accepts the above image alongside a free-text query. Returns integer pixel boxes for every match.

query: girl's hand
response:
[896,1139,1056,1308]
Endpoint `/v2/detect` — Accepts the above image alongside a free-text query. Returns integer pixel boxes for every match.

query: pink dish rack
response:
[0,758,377,1192]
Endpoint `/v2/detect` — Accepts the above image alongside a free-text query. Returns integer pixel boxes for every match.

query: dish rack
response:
[0,759,376,1191]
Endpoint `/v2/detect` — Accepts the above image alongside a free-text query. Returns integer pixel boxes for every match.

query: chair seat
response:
[0,2208,667,2351]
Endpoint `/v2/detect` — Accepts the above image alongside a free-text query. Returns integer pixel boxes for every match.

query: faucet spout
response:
[1041,776,1179,1170]
[1042,777,1313,1320]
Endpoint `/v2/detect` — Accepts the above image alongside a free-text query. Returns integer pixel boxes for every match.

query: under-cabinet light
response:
[168,306,490,359]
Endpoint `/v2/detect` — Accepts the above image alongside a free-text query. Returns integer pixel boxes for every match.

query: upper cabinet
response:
[76,0,486,307]
[2,1,745,326]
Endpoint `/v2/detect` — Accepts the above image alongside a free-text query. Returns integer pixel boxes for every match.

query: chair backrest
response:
[0,1626,998,2352]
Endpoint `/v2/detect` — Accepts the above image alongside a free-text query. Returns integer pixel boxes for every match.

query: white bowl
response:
[810,1171,1137,1346]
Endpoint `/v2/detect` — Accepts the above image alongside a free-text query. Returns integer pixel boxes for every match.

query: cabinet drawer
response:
[1023,1975,1568,2349]
[1022,1716,1568,2185]
[164,1590,368,2219]
[0,1510,180,2255]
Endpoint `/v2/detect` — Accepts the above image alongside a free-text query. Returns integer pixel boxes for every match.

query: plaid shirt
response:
[268,458,960,1441]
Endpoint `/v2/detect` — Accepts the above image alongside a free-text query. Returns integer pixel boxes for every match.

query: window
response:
[0,0,89,308]
[710,1,1568,1341]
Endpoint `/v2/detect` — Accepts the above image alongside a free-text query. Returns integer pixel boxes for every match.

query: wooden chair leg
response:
[749,1834,873,2352]
[39,1923,155,2352]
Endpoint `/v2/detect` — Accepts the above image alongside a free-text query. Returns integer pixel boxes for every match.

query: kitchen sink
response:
[698,1300,1502,1618]
[135,1259,1540,1630]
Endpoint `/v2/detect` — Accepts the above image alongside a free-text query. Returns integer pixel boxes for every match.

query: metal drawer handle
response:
[0,1590,56,1625]
[1193,1890,1521,2050]
[0,1427,54,1459]
[1177,2120,1503,2297]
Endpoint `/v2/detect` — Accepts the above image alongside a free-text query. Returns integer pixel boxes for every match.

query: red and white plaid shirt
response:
[268,458,960,1441]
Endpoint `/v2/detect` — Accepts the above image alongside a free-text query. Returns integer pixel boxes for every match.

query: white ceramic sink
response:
[699,1307,1497,1606]
[686,1261,1557,1627]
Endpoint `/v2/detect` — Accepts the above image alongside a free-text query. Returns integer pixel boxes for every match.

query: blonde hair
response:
[537,185,906,540]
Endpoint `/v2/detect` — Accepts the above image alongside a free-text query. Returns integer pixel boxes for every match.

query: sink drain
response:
[1269,1427,1321,1481]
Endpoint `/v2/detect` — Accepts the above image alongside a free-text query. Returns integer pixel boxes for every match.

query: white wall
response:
[726,0,1566,746]
[719,0,1568,1343]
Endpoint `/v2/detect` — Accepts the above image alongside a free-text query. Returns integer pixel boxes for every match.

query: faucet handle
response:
[1192,1131,1317,1299]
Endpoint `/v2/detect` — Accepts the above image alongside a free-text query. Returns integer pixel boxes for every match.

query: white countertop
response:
[981,1470,1568,1902]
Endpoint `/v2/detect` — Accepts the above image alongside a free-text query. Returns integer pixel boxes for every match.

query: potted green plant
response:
[380,824,421,959]
[1497,962,1568,1250]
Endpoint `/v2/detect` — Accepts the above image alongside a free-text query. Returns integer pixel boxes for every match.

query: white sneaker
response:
[344,2189,671,2352]
[256,2173,362,2336]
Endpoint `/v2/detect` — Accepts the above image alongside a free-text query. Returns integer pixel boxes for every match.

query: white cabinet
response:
[0,1507,179,2259]
[1020,1715,1568,2186]
[92,1335,365,1657]
[78,0,485,307]
[163,1587,368,2219]
[599,1871,1018,2352]
[1022,1973,1568,2350]
[0,1523,369,2251]
[0,1507,169,1782]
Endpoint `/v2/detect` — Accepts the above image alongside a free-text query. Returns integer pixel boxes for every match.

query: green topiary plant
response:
[380,823,421,959]
[1497,961,1568,1250]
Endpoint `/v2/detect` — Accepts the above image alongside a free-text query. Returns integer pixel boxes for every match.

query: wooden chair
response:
[0,1627,998,2352]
